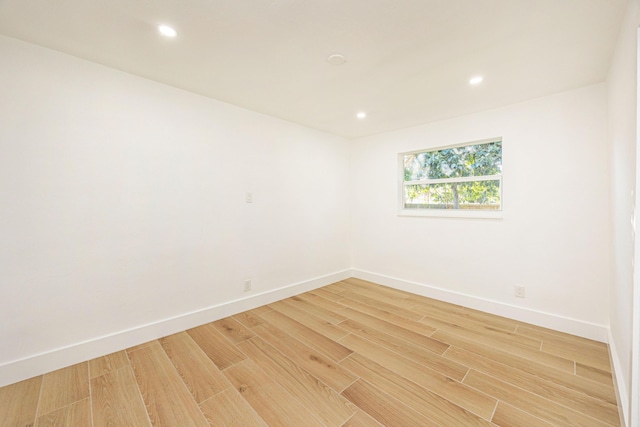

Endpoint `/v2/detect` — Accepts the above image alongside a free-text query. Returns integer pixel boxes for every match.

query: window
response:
[399,138,502,217]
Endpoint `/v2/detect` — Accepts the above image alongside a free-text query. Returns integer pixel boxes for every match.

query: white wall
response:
[607,0,640,424]
[0,34,351,385]
[350,84,611,339]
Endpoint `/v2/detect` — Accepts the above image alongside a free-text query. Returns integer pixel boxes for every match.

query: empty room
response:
[0,0,639,426]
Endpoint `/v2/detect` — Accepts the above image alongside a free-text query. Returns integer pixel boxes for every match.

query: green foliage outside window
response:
[403,141,502,210]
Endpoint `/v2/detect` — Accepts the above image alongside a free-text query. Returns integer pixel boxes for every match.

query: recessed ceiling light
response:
[158,24,177,38]
[327,54,346,66]
[356,112,367,119]
[469,76,484,85]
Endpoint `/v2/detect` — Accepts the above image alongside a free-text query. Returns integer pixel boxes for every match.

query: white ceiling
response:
[0,0,628,139]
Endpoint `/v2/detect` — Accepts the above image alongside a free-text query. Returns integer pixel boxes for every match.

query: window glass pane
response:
[404,180,501,210]
[403,141,502,181]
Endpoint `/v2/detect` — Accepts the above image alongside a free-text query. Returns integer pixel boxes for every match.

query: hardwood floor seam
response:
[32,374,45,427]
[87,362,95,427]
[489,400,499,423]
[35,396,85,419]
[124,348,154,427]
[463,368,616,426]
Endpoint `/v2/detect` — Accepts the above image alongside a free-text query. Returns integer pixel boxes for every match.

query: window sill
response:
[398,209,503,219]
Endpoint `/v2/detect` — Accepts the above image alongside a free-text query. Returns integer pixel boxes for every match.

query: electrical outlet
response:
[515,285,526,298]
[244,279,251,292]
[245,193,253,203]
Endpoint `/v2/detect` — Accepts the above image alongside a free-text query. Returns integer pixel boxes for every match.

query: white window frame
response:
[398,137,503,219]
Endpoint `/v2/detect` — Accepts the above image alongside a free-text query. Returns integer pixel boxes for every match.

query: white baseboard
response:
[351,269,609,343]
[608,329,629,427]
[0,267,612,388]
[0,269,351,388]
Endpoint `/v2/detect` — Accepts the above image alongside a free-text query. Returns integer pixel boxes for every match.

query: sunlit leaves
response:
[404,141,502,181]
[403,141,502,210]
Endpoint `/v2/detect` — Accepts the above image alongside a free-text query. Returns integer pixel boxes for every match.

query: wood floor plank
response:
[405,292,467,312]
[333,294,437,337]
[431,327,575,373]
[199,388,267,427]
[37,362,89,417]
[323,282,349,294]
[516,324,609,351]
[159,332,230,403]
[342,410,384,427]
[460,306,522,331]
[233,310,265,329]
[492,402,554,427]
[415,301,522,336]
[187,323,246,370]
[212,317,255,344]
[252,322,357,392]
[340,307,449,354]
[268,299,349,341]
[341,379,440,427]
[35,398,91,427]
[419,306,542,349]
[463,369,613,426]
[310,287,349,302]
[250,305,273,315]
[339,318,467,381]
[294,292,348,320]
[126,341,156,354]
[338,290,424,321]
[91,366,151,427]
[446,346,620,425]
[340,353,492,426]
[339,333,496,419]
[576,362,615,386]
[434,329,617,404]
[128,342,208,427]
[409,295,518,333]
[89,350,129,379]
[224,359,326,427]
[282,294,348,324]
[310,291,365,313]
[259,309,353,362]
[0,375,42,427]
[342,279,412,302]
[238,337,356,427]
[541,339,612,372]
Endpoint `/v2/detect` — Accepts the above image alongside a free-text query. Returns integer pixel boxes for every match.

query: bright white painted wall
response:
[607,0,640,424]
[0,35,351,378]
[351,84,611,335]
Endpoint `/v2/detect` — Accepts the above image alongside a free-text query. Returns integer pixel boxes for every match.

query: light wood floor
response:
[0,278,620,426]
